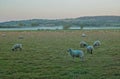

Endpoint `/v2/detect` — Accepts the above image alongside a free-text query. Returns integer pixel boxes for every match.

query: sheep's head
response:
[84,43,88,47]
[67,48,72,52]
[12,48,15,51]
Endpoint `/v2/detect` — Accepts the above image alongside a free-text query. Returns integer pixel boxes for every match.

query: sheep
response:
[93,40,101,47]
[82,33,86,37]
[2,34,6,37]
[12,44,22,51]
[18,35,24,39]
[86,45,94,54]
[80,41,88,48]
[67,48,84,61]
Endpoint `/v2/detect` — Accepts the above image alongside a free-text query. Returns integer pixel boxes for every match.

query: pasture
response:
[0,30,120,79]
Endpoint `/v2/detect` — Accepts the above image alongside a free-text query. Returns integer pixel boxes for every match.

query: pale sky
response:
[0,0,120,22]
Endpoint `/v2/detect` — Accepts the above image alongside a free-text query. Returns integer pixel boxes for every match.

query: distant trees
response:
[62,23,85,30]
[31,23,39,26]
[0,16,120,28]
[63,23,71,30]
[18,23,25,27]
[80,24,84,30]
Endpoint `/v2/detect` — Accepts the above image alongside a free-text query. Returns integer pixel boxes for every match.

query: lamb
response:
[12,44,22,51]
[93,40,101,47]
[86,45,94,54]
[80,41,88,48]
[67,48,84,61]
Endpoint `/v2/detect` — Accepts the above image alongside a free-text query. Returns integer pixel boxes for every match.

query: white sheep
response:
[82,33,86,37]
[2,34,6,37]
[86,46,94,54]
[93,40,101,47]
[67,48,84,61]
[80,41,88,48]
[18,35,24,39]
[12,44,22,51]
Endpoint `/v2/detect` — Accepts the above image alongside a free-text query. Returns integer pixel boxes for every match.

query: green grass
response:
[0,30,120,79]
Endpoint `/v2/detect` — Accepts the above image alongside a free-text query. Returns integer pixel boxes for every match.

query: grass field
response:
[0,30,120,79]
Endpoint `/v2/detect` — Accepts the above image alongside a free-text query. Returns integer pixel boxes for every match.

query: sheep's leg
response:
[19,48,22,51]
[73,57,74,59]
[87,50,89,53]
[15,48,17,51]
[72,56,74,59]
[91,50,92,54]
[80,56,84,61]
[81,57,84,61]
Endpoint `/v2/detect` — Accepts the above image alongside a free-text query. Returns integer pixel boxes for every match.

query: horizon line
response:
[0,15,120,23]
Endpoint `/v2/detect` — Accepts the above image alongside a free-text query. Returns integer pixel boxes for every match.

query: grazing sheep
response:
[80,41,88,48]
[67,48,84,61]
[82,33,86,37]
[18,35,24,39]
[86,46,94,54]
[12,44,22,51]
[2,34,6,37]
[93,40,101,47]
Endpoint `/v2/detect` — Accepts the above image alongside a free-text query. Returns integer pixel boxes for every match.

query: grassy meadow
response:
[0,30,120,79]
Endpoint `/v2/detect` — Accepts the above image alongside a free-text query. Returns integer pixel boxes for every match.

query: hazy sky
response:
[0,0,120,22]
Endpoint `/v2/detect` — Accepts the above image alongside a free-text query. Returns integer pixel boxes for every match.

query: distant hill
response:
[0,16,120,28]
